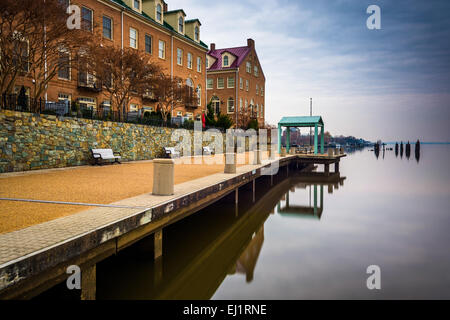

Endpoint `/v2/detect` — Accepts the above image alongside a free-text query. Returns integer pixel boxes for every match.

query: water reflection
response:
[375,142,421,163]
[94,171,346,300]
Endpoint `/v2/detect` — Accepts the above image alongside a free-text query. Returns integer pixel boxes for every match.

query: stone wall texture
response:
[0,110,230,173]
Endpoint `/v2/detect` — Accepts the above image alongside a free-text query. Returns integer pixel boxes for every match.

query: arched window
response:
[223,55,229,67]
[178,17,183,33]
[227,97,234,113]
[197,85,201,106]
[156,4,162,22]
[195,26,199,41]
[211,96,220,114]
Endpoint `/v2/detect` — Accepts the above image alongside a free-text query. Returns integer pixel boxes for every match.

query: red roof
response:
[207,46,252,71]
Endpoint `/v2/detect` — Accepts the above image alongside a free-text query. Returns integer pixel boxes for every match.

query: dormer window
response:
[156,4,162,22]
[195,26,199,41]
[178,17,184,33]
[133,0,141,11]
[223,55,229,67]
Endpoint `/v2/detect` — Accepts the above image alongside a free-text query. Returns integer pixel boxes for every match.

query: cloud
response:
[168,0,450,141]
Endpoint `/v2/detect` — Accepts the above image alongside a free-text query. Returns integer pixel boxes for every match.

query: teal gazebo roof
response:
[278,116,324,127]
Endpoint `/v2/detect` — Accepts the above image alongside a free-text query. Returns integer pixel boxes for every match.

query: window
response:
[227,97,234,113]
[246,61,251,73]
[178,17,183,33]
[13,37,29,72]
[211,96,220,114]
[245,99,248,110]
[260,105,264,118]
[261,87,264,97]
[129,103,138,112]
[133,0,141,11]
[227,77,235,88]
[239,98,243,111]
[103,16,112,40]
[130,28,137,49]
[195,26,199,41]
[187,53,193,69]
[254,65,259,76]
[223,55,229,67]
[58,49,70,80]
[239,77,243,89]
[245,80,249,91]
[256,84,259,95]
[145,34,152,54]
[177,48,183,65]
[256,104,259,118]
[197,85,201,106]
[217,78,224,89]
[159,40,165,59]
[207,78,213,89]
[81,7,93,32]
[156,4,162,22]
[206,58,209,69]
[58,93,71,105]
[197,57,202,72]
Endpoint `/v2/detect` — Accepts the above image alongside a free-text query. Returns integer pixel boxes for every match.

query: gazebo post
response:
[320,125,324,154]
[286,127,291,153]
[278,124,282,154]
[314,124,318,155]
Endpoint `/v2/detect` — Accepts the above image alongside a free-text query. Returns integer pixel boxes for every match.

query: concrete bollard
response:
[280,147,286,157]
[252,150,262,165]
[152,159,175,195]
[224,153,237,173]
[328,148,334,156]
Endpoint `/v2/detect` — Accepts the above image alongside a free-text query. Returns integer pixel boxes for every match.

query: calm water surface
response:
[40,145,450,299]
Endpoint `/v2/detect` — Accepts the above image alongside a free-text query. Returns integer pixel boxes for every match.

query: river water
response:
[39,145,450,299]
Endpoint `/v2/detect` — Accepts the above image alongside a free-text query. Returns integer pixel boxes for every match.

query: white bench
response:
[203,146,214,155]
[164,147,180,158]
[91,148,121,165]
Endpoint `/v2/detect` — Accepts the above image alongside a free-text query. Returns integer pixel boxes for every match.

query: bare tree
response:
[152,73,197,123]
[85,45,161,120]
[0,0,93,109]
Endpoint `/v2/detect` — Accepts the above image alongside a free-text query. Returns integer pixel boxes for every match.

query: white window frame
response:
[81,6,93,32]
[240,77,243,89]
[177,48,183,65]
[217,78,224,89]
[187,52,193,69]
[178,17,184,33]
[227,97,235,114]
[245,80,249,91]
[159,40,165,59]
[130,27,138,49]
[207,78,213,89]
[246,61,251,73]
[197,57,202,72]
[197,85,201,106]
[156,4,162,22]
[227,77,235,88]
[102,16,113,40]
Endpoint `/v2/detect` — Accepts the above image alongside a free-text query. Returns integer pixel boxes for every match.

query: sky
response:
[169,0,450,142]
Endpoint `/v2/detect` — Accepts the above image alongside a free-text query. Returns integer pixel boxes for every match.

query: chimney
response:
[210,43,216,51]
[247,38,255,48]
[163,2,168,12]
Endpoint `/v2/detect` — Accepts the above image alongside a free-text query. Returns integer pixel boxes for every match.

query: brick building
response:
[13,0,208,121]
[206,39,266,128]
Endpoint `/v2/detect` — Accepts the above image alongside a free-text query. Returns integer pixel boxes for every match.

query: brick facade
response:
[206,39,266,128]
[13,0,207,121]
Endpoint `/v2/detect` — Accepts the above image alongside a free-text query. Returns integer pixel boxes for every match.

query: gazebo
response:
[278,116,325,155]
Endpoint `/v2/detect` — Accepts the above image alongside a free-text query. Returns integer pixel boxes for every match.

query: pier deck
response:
[0,155,298,299]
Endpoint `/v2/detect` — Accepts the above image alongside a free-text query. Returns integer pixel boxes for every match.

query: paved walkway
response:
[0,154,255,234]
[0,156,286,269]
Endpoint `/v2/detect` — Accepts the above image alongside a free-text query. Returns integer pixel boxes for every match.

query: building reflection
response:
[277,173,346,220]
[95,170,347,300]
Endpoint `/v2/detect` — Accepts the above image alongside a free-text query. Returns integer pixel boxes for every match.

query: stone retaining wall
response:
[0,110,234,173]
